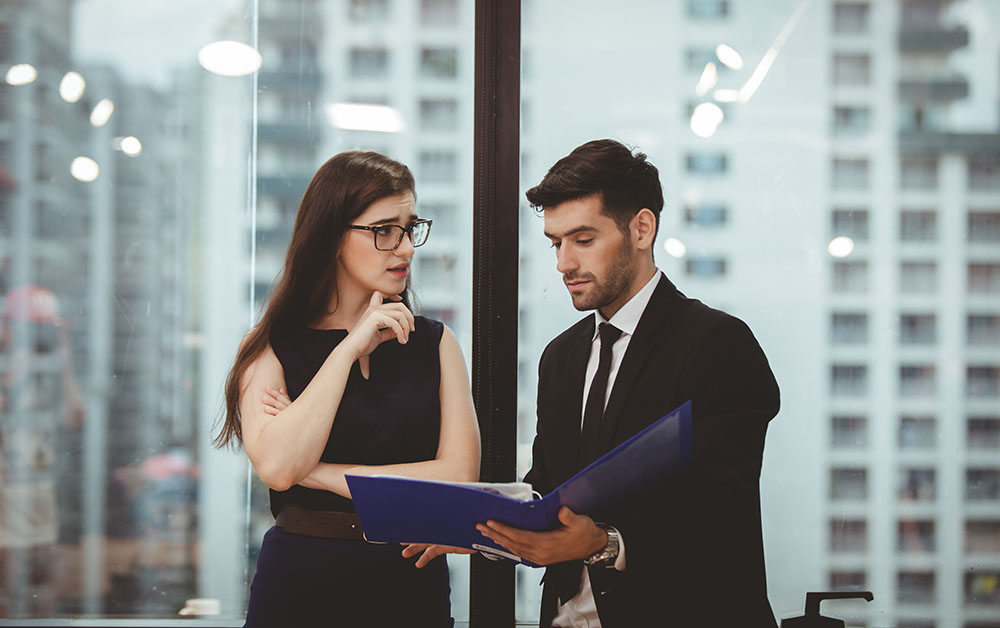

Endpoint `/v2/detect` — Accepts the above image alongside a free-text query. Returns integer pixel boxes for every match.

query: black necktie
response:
[580,322,623,467]
[550,323,623,606]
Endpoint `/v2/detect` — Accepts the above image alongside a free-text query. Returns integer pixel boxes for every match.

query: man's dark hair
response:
[525,139,664,238]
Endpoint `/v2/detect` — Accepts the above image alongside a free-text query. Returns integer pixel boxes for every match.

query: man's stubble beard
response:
[569,236,636,312]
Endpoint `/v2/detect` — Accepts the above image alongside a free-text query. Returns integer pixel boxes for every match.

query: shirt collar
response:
[592,269,661,341]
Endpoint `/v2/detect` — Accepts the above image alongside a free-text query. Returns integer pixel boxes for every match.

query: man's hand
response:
[475,506,606,566]
[402,543,475,568]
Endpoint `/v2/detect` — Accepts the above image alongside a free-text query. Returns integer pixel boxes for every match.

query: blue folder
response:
[346,400,692,565]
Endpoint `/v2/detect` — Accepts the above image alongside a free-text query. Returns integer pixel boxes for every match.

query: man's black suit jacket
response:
[524,273,780,628]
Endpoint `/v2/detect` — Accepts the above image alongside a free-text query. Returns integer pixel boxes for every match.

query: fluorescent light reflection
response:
[695,62,718,98]
[59,71,86,103]
[90,99,115,127]
[198,41,262,77]
[715,44,745,70]
[828,236,855,258]
[690,102,724,138]
[325,103,405,133]
[737,0,809,103]
[70,157,100,182]
[664,238,687,258]
[120,136,142,157]
[6,64,37,86]
[713,89,741,103]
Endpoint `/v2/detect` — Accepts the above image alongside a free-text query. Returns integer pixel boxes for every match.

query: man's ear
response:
[632,208,657,250]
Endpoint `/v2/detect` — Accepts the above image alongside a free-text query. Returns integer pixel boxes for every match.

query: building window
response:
[966,469,1000,501]
[418,150,458,183]
[832,312,867,343]
[829,570,867,589]
[965,521,1000,554]
[832,158,869,189]
[0,22,9,63]
[420,0,457,26]
[420,47,458,79]
[686,0,728,19]
[832,364,867,396]
[901,156,938,190]
[900,365,936,397]
[832,209,869,241]
[900,210,937,242]
[832,105,871,135]
[832,260,868,293]
[685,257,727,278]
[968,315,999,345]
[967,366,1000,398]
[831,467,868,500]
[833,2,870,34]
[685,152,728,174]
[968,211,1000,243]
[969,263,1000,294]
[685,203,728,228]
[416,253,457,285]
[899,520,936,553]
[898,571,936,604]
[966,571,1000,605]
[899,468,936,501]
[832,53,871,86]
[969,157,1000,191]
[416,201,456,238]
[832,416,867,448]
[900,313,936,344]
[900,416,936,448]
[901,261,937,294]
[349,0,390,22]
[830,518,867,552]
[349,47,389,78]
[968,417,1000,449]
[419,98,458,132]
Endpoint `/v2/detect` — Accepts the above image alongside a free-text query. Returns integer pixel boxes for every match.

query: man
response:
[481,139,780,627]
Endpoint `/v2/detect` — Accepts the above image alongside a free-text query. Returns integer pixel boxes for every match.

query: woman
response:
[215,151,480,628]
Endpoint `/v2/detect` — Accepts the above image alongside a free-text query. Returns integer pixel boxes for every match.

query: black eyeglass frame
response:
[347,218,433,251]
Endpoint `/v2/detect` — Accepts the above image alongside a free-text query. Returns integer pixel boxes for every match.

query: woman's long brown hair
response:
[214,151,415,449]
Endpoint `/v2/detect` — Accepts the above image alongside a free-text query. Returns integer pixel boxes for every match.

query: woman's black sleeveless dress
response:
[244,316,453,628]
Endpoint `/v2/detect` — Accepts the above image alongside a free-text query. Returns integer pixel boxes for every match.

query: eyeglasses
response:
[348,219,433,251]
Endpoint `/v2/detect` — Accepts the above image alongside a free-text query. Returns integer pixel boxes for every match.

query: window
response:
[901,156,938,190]
[832,158,869,189]
[901,261,937,294]
[830,518,867,551]
[898,571,936,604]
[899,468,936,501]
[830,570,867,589]
[968,417,1000,449]
[833,2,870,34]
[968,263,1000,294]
[969,157,1000,191]
[685,203,728,228]
[349,47,390,78]
[900,210,937,242]
[421,0,458,26]
[417,253,457,285]
[968,315,1000,345]
[420,47,458,79]
[832,260,868,293]
[831,468,868,499]
[968,211,1000,242]
[418,150,458,183]
[901,365,936,397]
[966,469,1000,501]
[416,201,456,237]
[899,520,936,552]
[686,0,728,19]
[832,105,871,135]
[900,416,936,448]
[685,152,728,174]
[832,53,871,85]
[832,416,867,448]
[832,312,868,343]
[965,521,1000,553]
[966,571,1000,605]
[832,209,869,241]
[900,314,936,344]
[967,366,1000,398]
[349,0,390,22]
[419,99,458,132]
[832,365,867,396]
[685,257,727,278]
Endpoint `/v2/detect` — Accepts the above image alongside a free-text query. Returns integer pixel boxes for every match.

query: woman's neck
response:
[313,277,371,330]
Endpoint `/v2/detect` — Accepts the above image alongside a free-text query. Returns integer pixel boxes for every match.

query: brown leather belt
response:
[275,506,365,541]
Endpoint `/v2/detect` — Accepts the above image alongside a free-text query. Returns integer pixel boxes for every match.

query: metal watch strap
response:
[584,523,620,567]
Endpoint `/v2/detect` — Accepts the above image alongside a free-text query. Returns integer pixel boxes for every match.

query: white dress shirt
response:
[552,269,661,628]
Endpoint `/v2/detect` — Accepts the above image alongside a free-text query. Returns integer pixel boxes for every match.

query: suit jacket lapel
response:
[551,318,594,483]
[598,274,678,451]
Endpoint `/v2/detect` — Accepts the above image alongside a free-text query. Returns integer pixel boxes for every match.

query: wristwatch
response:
[584,523,620,567]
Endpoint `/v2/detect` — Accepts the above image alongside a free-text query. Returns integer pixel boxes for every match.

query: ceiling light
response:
[198,41,263,77]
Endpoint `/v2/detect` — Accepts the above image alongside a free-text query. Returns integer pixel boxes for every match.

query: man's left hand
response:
[476,506,606,566]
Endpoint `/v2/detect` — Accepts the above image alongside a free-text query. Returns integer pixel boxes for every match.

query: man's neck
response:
[597,262,658,321]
